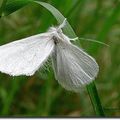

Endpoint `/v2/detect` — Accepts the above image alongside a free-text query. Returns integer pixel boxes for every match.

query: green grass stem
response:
[87,82,105,116]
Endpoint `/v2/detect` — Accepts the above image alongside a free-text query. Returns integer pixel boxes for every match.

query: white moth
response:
[0,19,99,92]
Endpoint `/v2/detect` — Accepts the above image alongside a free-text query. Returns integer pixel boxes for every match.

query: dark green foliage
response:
[3,0,32,16]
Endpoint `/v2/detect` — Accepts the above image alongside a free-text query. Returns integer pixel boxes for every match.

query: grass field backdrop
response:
[0,0,120,117]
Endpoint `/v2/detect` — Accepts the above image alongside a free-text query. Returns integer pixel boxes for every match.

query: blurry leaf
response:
[0,0,7,17]
[2,78,20,115]
[0,87,7,102]
[3,0,32,16]
[88,2,120,55]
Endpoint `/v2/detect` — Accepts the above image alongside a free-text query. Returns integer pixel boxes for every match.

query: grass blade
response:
[34,1,76,38]
[87,82,105,116]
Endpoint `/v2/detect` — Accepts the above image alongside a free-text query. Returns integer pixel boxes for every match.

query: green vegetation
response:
[0,0,120,117]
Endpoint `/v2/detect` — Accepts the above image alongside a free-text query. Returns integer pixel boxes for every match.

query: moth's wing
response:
[0,33,54,76]
[52,42,99,92]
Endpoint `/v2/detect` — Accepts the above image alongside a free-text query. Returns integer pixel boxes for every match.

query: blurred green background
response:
[0,0,120,117]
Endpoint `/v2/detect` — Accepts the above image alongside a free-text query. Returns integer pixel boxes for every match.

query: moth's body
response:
[0,19,99,92]
[48,26,71,44]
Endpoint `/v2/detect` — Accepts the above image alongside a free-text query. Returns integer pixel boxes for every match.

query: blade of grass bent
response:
[35,1,76,38]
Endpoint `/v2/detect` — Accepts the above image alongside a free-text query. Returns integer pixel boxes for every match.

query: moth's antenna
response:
[57,18,67,30]
[70,37,110,47]
[79,37,110,47]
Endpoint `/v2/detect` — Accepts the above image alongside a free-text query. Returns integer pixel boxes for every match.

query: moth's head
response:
[48,26,71,45]
[48,19,67,35]
[48,19,71,44]
[48,26,63,40]
[48,26,63,33]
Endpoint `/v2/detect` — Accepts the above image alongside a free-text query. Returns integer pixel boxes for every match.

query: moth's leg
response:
[69,37,79,41]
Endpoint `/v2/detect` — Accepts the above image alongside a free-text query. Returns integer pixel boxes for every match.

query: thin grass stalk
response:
[87,82,105,116]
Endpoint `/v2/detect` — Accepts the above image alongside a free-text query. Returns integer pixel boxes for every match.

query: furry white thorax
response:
[48,19,71,44]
